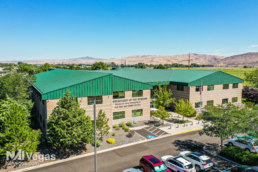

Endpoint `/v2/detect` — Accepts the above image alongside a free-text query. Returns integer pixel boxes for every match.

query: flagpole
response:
[200,80,203,110]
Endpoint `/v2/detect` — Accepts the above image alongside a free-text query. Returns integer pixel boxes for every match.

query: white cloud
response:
[250,44,258,48]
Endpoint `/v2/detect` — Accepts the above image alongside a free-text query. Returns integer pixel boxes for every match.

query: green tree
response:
[96,110,110,140]
[152,106,170,125]
[135,63,146,69]
[199,103,243,148]
[245,68,258,88]
[47,91,94,151]
[236,105,258,134]
[36,63,52,73]
[175,99,196,120]
[152,85,175,108]
[18,63,36,74]
[0,97,41,163]
[91,62,109,70]
[154,64,167,69]
[0,72,34,109]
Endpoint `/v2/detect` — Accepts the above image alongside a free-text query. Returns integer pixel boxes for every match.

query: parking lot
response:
[28,131,236,172]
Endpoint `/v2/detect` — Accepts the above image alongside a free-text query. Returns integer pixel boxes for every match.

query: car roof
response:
[180,151,192,155]
[123,168,142,172]
[192,153,210,160]
[143,155,163,166]
[174,157,191,166]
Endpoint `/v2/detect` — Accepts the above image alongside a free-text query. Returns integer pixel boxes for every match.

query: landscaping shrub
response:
[113,124,120,130]
[92,139,101,147]
[174,119,190,124]
[220,146,258,166]
[106,138,116,144]
[126,121,133,127]
[124,127,130,132]
[119,122,126,128]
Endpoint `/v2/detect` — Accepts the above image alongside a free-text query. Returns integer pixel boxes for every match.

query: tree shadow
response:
[37,142,87,159]
[172,139,218,153]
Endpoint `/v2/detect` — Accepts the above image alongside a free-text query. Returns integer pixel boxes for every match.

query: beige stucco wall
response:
[189,83,243,107]
[44,90,151,129]
[168,84,190,101]
[111,90,151,125]
[167,83,243,108]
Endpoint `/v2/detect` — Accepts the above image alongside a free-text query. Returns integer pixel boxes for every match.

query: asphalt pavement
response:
[28,131,231,172]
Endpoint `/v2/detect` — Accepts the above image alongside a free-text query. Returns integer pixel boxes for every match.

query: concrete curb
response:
[215,154,241,166]
[13,129,200,172]
[171,128,202,135]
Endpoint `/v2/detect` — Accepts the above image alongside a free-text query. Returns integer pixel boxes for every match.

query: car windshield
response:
[203,158,212,164]
[252,140,258,146]
[185,164,193,169]
[154,164,168,172]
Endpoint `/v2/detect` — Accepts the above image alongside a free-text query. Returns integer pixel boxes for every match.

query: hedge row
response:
[220,146,258,166]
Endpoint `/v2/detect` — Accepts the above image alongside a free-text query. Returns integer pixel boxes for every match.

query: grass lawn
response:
[170,67,257,86]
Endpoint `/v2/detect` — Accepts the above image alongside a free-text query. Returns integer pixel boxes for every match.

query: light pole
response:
[93,97,97,172]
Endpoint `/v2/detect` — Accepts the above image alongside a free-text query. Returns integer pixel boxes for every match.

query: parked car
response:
[139,155,171,172]
[179,151,213,171]
[161,155,195,172]
[228,138,258,153]
[123,167,143,172]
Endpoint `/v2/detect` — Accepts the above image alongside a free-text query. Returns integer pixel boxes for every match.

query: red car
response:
[140,155,172,172]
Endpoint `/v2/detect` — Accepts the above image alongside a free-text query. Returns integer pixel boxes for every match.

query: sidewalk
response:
[154,112,204,135]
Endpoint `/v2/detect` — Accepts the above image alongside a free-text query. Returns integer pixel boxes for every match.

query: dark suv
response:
[139,155,171,172]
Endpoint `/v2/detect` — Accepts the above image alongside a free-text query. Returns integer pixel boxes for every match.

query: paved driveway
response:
[28,131,233,172]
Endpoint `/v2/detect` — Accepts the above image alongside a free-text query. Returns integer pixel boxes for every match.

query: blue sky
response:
[0,0,258,60]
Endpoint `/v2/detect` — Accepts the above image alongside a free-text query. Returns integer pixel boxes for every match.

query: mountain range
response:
[1,52,258,67]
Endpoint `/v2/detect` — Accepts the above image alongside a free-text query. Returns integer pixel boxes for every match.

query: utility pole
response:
[188,52,191,70]
[93,97,97,172]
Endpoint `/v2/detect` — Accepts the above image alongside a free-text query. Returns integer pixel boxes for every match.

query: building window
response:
[113,91,125,99]
[233,83,238,89]
[207,85,214,91]
[177,85,184,91]
[223,84,229,89]
[195,102,202,108]
[113,111,125,120]
[207,100,214,106]
[132,90,143,97]
[222,98,228,104]
[195,86,203,92]
[232,97,238,103]
[88,96,103,105]
[132,109,143,117]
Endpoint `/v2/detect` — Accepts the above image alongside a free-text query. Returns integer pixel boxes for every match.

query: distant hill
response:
[20,54,224,65]
[1,52,258,66]
[73,56,104,60]
[215,52,258,67]
[102,54,224,65]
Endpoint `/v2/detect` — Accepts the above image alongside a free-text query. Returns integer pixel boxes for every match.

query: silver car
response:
[228,138,258,153]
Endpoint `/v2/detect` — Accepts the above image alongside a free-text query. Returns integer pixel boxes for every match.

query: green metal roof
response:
[32,69,153,100]
[33,68,244,100]
[33,69,110,94]
[99,69,174,85]
[99,69,244,86]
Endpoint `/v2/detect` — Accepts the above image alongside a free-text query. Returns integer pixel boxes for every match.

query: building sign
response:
[113,97,148,109]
